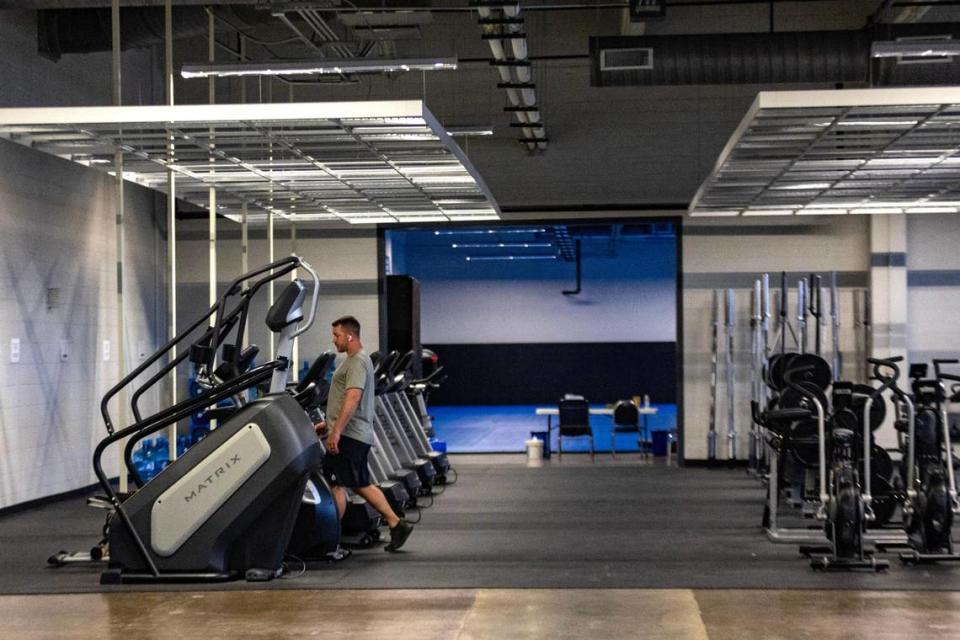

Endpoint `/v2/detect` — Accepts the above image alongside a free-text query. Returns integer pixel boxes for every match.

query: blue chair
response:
[558,397,594,458]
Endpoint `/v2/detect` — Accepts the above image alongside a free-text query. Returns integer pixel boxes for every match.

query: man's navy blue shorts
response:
[322,435,372,489]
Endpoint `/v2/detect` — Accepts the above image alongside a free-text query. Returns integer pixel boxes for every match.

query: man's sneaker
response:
[385,519,414,552]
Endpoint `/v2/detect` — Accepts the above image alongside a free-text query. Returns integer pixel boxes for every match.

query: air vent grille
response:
[600,48,653,71]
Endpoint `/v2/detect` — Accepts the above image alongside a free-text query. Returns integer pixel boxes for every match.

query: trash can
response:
[525,437,544,463]
[652,430,669,457]
[529,430,551,459]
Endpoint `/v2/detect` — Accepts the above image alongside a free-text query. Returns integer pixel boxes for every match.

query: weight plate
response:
[851,384,887,432]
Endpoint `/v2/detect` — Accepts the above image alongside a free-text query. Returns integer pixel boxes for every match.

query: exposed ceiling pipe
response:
[36,6,273,60]
[476,3,547,152]
[503,4,546,150]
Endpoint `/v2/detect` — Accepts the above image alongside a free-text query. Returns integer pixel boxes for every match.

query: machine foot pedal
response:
[900,551,960,564]
[810,556,889,572]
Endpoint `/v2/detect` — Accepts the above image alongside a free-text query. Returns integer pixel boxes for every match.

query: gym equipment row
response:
[47,256,453,583]
[737,272,960,572]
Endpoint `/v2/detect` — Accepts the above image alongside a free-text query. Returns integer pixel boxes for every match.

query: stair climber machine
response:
[898,359,960,563]
[375,352,437,495]
[387,350,452,484]
[94,256,342,583]
[371,352,430,498]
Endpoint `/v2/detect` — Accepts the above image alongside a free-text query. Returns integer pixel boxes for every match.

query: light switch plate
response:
[102,340,111,362]
[9,338,20,364]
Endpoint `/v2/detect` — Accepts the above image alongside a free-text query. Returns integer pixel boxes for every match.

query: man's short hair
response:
[332,315,361,337]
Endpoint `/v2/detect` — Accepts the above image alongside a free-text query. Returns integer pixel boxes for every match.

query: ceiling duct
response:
[37,6,274,60]
[591,23,960,87]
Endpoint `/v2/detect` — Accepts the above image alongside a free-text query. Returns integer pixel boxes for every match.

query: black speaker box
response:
[385,275,422,378]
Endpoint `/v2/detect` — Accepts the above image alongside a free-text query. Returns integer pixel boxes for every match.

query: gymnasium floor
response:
[430,404,677,453]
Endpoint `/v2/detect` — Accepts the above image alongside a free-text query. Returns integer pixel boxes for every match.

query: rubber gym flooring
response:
[3,454,960,595]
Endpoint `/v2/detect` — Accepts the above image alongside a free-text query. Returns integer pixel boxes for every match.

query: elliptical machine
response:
[899,359,960,563]
[96,256,339,583]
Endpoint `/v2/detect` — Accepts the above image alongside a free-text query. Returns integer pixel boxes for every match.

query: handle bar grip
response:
[868,356,904,365]
[783,364,818,400]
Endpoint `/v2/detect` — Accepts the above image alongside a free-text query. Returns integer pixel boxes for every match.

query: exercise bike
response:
[898,360,960,563]
[784,360,889,571]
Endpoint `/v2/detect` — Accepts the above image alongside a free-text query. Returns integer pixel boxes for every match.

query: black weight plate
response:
[851,384,887,432]
[779,382,829,416]
[788,353,832,391]
[870,474,897,528]
[767,353,794,392]
[871,445,894,483]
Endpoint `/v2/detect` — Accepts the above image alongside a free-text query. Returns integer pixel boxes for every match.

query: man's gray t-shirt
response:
[326,351,375,445]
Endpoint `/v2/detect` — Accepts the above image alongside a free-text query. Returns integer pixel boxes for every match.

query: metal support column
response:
[290,219,299,382]
[239,35,249,346]
[111,0,128,492]
[165,0,178,463]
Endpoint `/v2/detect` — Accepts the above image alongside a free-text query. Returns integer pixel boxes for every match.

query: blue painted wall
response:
[387,227,677,345]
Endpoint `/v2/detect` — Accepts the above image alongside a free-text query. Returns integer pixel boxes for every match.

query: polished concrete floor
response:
[4,588,960,639]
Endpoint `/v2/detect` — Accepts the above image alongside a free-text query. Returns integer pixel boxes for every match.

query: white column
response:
[870,214,909,447]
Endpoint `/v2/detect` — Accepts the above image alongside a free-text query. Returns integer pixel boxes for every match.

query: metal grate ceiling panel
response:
[690,87,960,217]
[0,101,499,225]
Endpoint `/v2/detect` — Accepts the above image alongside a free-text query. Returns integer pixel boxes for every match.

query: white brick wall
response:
[174,222,381,387]
[0,139,164,509]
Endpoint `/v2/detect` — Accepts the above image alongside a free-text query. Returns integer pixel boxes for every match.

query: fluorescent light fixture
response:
[850,207,903,215]
[837,120,919,127]
[772,182,832,190]
[445,126,495,137]
[905,207,957,214]
[797,208,848,215]
[688,210,741,217]
[465,255,558,262]
[742,209,796,216]
[181,57,459,79]
[446,214,500,221]
[451,243,552,249]
[389,215,448,223]
[871,41,960,59]
[434,228,545,235]
[345,216,398,224]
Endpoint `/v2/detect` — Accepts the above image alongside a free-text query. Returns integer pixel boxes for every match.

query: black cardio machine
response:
[898,360,960,563]
[95,256,340,583]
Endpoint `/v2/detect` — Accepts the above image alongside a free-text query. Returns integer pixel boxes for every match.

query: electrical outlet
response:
[9,338,20,364]
[102,340,111,362]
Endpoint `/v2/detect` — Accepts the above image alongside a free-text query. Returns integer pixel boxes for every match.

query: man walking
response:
[314,315,414,552]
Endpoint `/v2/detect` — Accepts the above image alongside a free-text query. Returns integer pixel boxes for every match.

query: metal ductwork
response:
[37,6,274,60]
[591,23,960,87]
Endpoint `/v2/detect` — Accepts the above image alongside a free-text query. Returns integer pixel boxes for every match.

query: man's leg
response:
[331,484,347,520]
[355,484,414,551]
[353,484,400,528]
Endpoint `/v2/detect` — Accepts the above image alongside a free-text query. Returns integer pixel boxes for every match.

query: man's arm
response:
[326,388,362,453]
